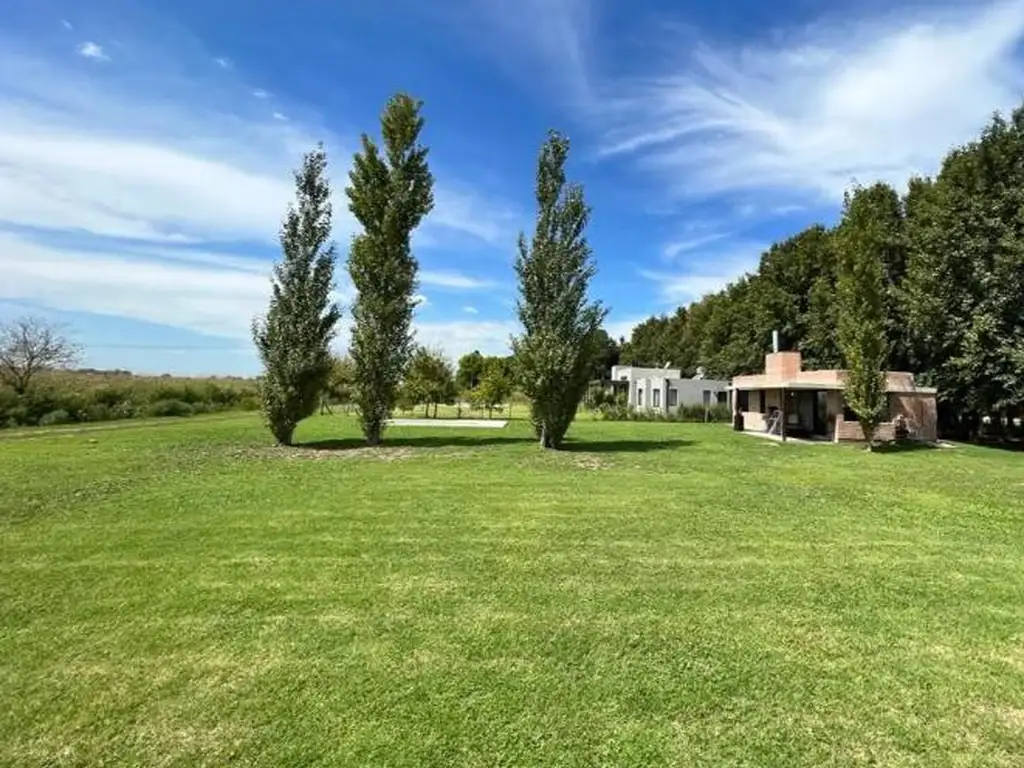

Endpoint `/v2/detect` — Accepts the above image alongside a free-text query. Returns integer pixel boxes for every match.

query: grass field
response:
[2,414,1023,766]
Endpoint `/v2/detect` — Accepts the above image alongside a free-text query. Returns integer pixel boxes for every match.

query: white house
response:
[609,365,730,414]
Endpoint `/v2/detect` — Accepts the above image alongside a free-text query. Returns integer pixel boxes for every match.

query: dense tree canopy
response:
[346,93,434,445]
[252,145,341,446]
[512,130,606,449]
[620,107,1024,439]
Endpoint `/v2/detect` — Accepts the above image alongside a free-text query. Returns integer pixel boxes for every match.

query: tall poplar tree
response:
[512,130,606,449]
[346,94,434,445]
[252,145,341,446]
[835,185,890,449]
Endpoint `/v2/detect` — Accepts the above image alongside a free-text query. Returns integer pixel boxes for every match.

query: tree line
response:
[619,108,1024,440]
[257,94,603,449]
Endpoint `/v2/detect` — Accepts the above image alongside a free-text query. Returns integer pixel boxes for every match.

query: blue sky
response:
[3,0,1024,375]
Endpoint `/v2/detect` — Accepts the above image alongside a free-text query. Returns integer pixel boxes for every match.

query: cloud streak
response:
[597,1,1024,204]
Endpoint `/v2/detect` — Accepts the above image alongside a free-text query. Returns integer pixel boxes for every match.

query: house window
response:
[716,391,728,405]
[667,388,678,407]
[737,390,749,411]
[703,390,711,406]
[653,389,661,408]
[637,388,643,406]
[758,391,766,413]
[843,401,859,421]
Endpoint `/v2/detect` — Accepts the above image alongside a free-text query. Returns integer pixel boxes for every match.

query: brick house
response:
[729,350,938,442]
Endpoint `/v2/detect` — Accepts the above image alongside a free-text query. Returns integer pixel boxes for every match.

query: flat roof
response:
[729,381,938,394]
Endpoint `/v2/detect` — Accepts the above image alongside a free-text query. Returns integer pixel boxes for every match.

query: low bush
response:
[82,403,112,422]
[38,409,73,426]
[146,399,194,418]
[598,402,732,423]
[0,373,263,429]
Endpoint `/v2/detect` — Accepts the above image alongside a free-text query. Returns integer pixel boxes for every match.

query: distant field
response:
[2,414,1023,766]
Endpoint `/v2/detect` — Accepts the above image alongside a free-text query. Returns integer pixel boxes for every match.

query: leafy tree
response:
[252,145,341,445]
[322,354,357,412]
[512,130,607,449]
[404,346,456,417]
[588,328,621,380]
[0,316,80,395]
[456,350,485,390]
[475,358,512,418]
[346,93,434,445]
[835,186,890,448]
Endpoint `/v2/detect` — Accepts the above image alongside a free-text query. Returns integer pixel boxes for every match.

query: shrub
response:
[111,401,139,420]
[598,402,732,423]
[82,403,111,422]
[39,409,73,426]
[146,399,194,418]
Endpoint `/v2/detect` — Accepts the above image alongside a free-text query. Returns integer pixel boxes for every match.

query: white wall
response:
[612,365,682,381]
[627,376,729,413]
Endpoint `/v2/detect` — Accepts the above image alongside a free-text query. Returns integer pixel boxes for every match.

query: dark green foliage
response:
[38,409,71,427]
[456,351,486,390]
[252,145,342,446]
[835,185,891,447]
[597,402,732,423]
[402,347,456,417]
[512,130,607,449]
[588,328,622,380]
[0,373,259,429]
[346,93,434,445]
[323,355,357,407]
[146,400,194,418]
[903,110,1024,437]
[474,357,513,417]
[620,107,1024,440]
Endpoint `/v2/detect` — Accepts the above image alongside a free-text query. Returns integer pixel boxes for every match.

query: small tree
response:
[836,185,890,449]
[322,354,357,413]
[252,144,342,445]
[512,130,607,449]
[346,93,434,444]
[456,350,485,390]
[404,347,455,417]
[0,316,80,395]
[476,358,512,418]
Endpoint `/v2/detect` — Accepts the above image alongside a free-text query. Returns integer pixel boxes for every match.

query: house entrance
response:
[784,389,831,438]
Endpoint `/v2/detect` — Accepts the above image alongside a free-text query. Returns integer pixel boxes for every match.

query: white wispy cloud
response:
[598,1,1024,204]
[215,57,231,68]
[639,240,764,304]
[61,20,73,31]
[0,27,519,348]
[0,231,515,363]
[413,320,517,359]
[0,233,285,340]
[272,111,287,121]
[420,271,495,290]
[77,42,109,61]
[424,0,593,104]
[662,231,730,260]
[463,306,479,314]
[252,88,269,99]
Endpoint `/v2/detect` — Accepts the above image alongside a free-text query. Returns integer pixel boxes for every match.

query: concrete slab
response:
[388,418,508,429]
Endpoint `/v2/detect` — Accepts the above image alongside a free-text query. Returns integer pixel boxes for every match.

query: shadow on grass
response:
[873,441,941,454]
[968,439,1024,453]
[298,435,537,451]
[561,438,693,453]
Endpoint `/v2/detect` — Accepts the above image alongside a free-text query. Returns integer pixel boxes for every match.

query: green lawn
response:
[2,415,1023,766]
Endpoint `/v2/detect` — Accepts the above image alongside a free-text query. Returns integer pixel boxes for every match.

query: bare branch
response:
[0,316,81,395]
